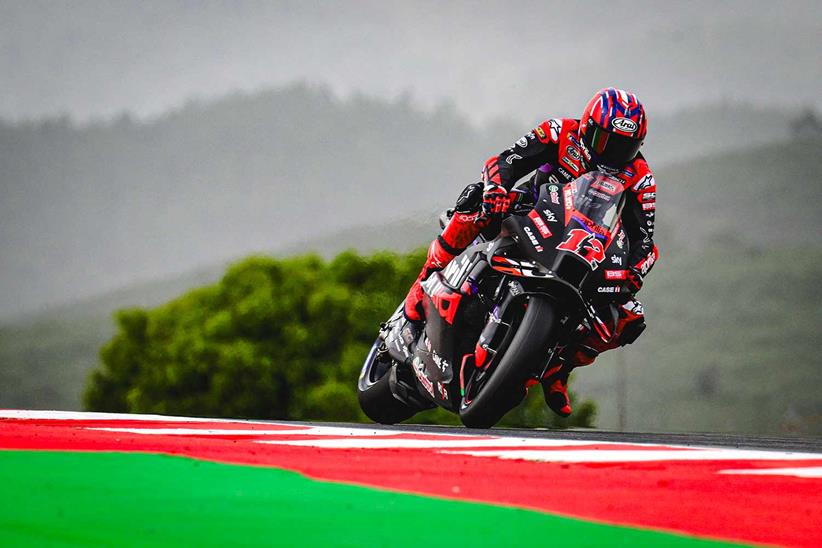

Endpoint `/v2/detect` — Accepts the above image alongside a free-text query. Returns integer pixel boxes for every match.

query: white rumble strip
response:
[718,467,822,478]
[4,411,822,473]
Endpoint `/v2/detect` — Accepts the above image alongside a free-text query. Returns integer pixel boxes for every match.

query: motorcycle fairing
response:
[501,175,631,302]
[413,276,475,409]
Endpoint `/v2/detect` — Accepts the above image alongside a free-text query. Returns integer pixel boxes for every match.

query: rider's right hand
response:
[478,183,511,221]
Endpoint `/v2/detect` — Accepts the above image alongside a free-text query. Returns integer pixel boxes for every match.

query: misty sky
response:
[2,0,821,125]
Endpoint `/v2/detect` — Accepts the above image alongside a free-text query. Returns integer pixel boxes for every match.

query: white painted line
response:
[88,428,310,436]
[88,426,419,437]
[718,467,822,478]
[256,438,633,449]
[440,449,822,463]
[0,410,268,424]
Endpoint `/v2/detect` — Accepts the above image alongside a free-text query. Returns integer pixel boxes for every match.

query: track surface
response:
[2,410,821,547]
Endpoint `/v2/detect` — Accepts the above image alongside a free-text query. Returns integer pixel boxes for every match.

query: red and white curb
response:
[3,409,820,469]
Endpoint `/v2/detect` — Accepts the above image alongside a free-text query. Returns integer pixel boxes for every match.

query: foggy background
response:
[3,1,821,124]
[1,1,820,434]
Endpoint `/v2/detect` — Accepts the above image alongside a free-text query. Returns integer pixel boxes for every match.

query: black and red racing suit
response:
[403,118,659,368]
[480,117,658,282]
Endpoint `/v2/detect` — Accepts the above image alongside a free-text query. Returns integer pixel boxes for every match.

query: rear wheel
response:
[357,339,418,424]
[459,296,556,428]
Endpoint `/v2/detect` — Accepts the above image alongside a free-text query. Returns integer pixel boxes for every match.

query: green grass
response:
[0,450,744,547]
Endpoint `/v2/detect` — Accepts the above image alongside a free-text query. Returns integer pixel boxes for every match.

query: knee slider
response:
[619,319,646,346]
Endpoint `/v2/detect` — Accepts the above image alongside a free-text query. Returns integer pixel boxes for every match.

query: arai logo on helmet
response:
[611,117,638,133]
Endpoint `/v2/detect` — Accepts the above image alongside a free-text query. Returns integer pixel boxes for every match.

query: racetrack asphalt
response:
[270,419,822,453]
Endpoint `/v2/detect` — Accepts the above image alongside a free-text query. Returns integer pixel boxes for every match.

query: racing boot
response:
[540,361,574,417]
[540,344,600,417]
[402,211,484,322]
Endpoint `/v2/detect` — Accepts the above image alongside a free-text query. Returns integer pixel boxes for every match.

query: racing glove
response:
[625,268,644,295]
[479,183,511,220]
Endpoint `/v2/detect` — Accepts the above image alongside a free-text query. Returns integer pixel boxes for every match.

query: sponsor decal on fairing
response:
[616,229,626,249]
[523,226,541,249]
[431,351,449,373]
[563,186,574,210]
[605,269,628,280]
[412,357,435,397]
[557,228,606,269]
[528,210,552,238]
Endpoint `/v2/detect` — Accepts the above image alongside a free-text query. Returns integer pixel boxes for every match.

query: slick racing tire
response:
[358,339,418,425]
[459,296,556,429]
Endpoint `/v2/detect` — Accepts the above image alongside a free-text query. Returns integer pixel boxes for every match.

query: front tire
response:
[459,296,556,428]
[357,339,418,424]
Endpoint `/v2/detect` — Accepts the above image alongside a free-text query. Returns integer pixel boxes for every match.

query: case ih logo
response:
[523,226,543,252]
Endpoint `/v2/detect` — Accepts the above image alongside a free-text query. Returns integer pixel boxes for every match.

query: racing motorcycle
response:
[358,171,636,428]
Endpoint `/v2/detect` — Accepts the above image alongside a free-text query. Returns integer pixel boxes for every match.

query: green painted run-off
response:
[0,451,747,547]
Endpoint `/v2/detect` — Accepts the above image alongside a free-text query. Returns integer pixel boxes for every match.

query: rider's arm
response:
[480,119,562,190]
[622,158,659,291]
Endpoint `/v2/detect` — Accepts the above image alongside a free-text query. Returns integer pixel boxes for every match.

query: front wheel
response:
[357,339,418,424]
[459,296,556,428]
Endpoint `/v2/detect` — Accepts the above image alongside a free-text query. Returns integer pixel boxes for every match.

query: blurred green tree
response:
[85,249,595,428]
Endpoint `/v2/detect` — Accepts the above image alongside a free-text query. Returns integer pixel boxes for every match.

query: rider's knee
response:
[617,299,646,347]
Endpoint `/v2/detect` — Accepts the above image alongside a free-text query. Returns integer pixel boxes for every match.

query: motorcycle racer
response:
[402,87,659,417]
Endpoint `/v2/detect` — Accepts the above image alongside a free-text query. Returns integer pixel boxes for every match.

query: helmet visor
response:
[583,122,643,167]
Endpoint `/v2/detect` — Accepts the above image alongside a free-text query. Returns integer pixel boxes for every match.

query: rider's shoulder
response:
[617,154,656,193]
[534,118,578,144]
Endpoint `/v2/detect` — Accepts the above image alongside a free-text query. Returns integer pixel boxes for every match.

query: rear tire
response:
[358,339,418,424]
[459,296,556,428]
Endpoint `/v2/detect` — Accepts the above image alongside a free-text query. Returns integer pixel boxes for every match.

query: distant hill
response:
[0,85,492,320]
[0,84,801,320]
[655,136,822,252]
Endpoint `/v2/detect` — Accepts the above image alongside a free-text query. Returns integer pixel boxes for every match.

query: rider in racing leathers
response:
[402,87,659,417]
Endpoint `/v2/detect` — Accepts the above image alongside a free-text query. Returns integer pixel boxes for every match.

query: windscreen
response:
[569,171,626,235]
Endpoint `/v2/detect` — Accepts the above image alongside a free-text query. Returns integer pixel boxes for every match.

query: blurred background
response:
[1,0,820,434]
